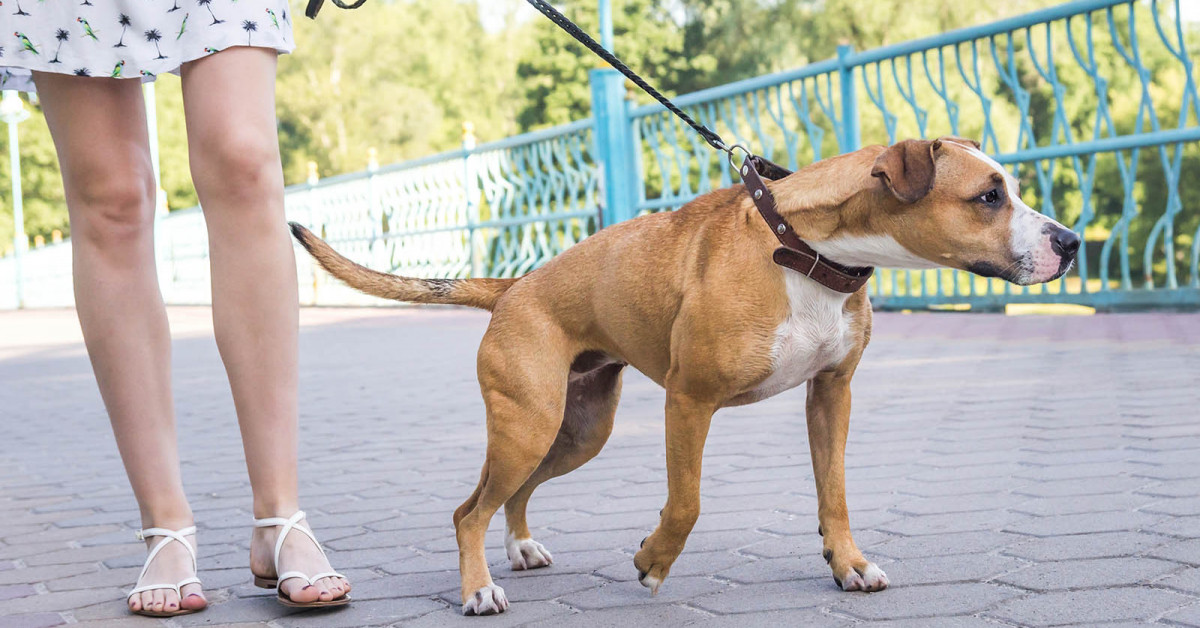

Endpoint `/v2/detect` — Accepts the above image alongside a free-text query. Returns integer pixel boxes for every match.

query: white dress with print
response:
[0,0,295,92]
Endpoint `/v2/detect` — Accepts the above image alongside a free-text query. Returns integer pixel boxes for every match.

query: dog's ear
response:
[871,139,939,204]
[940,136,981,150]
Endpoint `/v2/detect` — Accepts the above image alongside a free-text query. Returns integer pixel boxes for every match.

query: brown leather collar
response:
[740,155,875,294]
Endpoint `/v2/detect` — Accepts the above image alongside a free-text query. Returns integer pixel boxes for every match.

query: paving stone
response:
[558,576,728,610]
[1149,539,1200,566]
[691,578,840,614]
[4,309,1200,626]
[995,557,1180,591]
[402,600,574,627]
[1002,511,1165,537]
[872,530,1021,559]
[0,583,38,601]
[877,553,1024,586]
[987,587,1193,626]
[1010,493,1157,516]
[692,610,853,626]
[1,613,67,628]
[1004,531,1170,562]
[833,582,1020,619]
[878,510,1028,537]
[1162,601,1200,627]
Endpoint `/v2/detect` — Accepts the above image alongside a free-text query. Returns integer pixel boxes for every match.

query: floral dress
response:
[0,0,295,92]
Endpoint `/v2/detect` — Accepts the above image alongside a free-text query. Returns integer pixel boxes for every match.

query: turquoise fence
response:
[1,0,1197,310]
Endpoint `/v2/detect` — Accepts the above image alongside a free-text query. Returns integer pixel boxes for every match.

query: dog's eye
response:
[977,188,1003,207]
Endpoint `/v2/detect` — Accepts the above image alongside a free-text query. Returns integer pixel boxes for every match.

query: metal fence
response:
[2,0,1197,311]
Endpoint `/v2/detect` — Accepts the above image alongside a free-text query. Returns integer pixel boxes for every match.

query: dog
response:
[290,137,1079,616]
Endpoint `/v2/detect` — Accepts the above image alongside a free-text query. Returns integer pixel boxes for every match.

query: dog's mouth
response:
[967,259,1028,284]
[968,255,1075,286]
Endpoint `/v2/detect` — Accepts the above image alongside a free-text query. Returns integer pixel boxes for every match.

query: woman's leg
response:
[179,47,348,604]
[32,72,205,614]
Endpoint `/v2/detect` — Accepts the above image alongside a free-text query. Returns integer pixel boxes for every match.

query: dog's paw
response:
[637,569,663,595]
[834,562,889,593]
[506,533,553,571]
[462,584,508,616]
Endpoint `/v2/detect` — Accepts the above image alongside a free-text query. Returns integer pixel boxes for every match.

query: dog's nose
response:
[1050,228,1080,259]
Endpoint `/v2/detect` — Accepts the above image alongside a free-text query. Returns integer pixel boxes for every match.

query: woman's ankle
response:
[252,498,300,520]
[139,501,194,531]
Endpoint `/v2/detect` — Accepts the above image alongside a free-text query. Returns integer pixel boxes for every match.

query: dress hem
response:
[2,43,295,93]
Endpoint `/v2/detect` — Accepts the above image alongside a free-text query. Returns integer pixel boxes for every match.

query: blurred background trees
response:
[1,0,1196,280]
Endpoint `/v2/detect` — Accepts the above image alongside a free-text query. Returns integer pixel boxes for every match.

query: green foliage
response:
[1,0,1197,288]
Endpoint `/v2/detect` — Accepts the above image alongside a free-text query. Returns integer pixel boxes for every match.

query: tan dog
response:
[290,137,1079,616]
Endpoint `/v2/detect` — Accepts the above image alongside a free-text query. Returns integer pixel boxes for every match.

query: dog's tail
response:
[289,222,516,311]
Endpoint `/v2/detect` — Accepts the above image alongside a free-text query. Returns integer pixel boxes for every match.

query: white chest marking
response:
[741,273,856,403]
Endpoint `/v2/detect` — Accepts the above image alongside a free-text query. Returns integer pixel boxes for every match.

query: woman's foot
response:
[128,531,207,615]
[250,515,350,604]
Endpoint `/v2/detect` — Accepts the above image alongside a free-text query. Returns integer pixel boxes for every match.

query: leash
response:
[304,0,366,20]
[302,0,874,293]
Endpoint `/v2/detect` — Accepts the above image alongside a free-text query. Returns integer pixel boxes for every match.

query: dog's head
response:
[791,137,1079,285]
[865,137,1079,285]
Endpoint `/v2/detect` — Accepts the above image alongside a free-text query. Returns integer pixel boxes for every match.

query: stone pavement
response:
[2,306,1200,628]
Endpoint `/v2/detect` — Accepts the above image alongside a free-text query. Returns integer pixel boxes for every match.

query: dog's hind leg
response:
[455,330,571,616]
[503,361,624,571]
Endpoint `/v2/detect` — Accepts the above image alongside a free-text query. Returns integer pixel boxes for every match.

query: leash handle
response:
[306,0,366,19]
[524,0,731,156]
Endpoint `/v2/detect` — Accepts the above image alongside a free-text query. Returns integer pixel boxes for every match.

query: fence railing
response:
[625,0,1199,310]
[2,0,1197,311]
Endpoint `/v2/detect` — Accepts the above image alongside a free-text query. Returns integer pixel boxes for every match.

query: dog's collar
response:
[740,156,875,294]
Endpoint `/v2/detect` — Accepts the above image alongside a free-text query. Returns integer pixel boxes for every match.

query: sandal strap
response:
[252,511,340,589]
[127,577,202,601]
[277,570,346,587]
[132,525,198,593]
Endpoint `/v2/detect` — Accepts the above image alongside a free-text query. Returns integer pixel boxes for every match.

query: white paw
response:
[506,532,553,571]
[638,571,662,595]
[461,584,508,616]
[839,563,889,592]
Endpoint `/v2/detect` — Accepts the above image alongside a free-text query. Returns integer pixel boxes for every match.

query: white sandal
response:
[126,525,203,617]
[252,510,350,608]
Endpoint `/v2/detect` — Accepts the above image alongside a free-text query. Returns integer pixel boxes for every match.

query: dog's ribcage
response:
[743,273,856,403]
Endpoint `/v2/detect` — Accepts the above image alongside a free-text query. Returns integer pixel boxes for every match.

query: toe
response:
[151,589,166,613]
[128,594,141,612]
[180,582,206,611]
[282,580,319,604]
[314,578,334,601]
[164,590,180,613]
[140,591,155,613]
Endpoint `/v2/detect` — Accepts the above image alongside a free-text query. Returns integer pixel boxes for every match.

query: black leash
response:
[305,0,366,20]
[304,0,735,161]
[521,0,731,157]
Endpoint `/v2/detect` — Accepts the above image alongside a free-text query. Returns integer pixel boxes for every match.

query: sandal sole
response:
[131,608,200,618]
[278,594,352,608]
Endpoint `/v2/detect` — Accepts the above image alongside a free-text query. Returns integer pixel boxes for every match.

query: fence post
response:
[1,90,29,309]
[590,68,637,226]
[837,44,861,153]
[306,161,320,305]
[462,122,483,278]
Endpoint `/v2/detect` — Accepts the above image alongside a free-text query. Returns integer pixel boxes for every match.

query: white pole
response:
[1,90,30,309]
[142,81,171,300]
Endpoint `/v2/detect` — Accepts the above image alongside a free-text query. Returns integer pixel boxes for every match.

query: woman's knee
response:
[190,129,282,198]
[67,161,157,249]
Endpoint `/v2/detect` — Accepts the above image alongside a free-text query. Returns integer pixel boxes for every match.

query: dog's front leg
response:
[806,372,889,592]
[634,391,716,594]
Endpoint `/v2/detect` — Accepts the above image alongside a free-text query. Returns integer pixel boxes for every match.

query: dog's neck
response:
[761,153,937,270]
